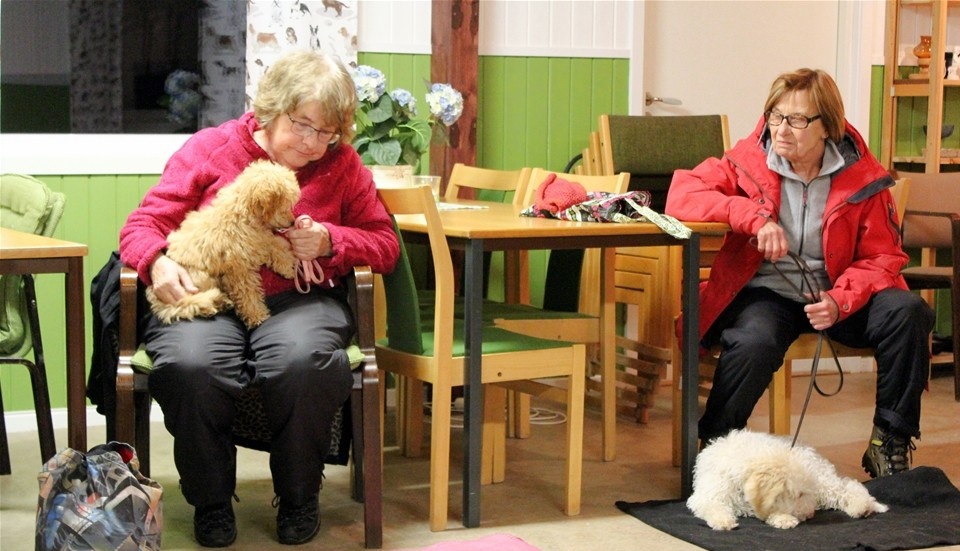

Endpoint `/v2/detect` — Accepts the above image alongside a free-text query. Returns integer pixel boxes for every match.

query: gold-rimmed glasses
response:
[287,114,341,144]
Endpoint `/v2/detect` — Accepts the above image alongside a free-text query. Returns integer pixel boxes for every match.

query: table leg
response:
[600,247,617,462]
[65,256,87,451]
[462,239,484,527]
[680,233,700,498]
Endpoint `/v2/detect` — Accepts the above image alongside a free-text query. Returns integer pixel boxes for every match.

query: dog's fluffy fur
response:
[687,429,888,530]
[147,160,300,328]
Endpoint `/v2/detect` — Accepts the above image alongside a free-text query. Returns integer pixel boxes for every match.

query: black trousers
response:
[144,288,354,508]
[699,287,935,444]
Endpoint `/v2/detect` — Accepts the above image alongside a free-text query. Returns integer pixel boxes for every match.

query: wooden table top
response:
[394,199,728,240]
[0,227,88,259]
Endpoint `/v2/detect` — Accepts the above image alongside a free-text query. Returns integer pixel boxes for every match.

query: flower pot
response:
[370,165,414,188]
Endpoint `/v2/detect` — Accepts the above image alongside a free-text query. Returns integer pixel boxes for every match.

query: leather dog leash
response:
[281,215,327,293]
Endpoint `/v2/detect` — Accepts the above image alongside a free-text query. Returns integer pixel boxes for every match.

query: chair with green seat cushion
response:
[115,264,384,548]
[597,113,731,427]
[598,114,730,212]
[0,174,65,474]
[375,184,586,532]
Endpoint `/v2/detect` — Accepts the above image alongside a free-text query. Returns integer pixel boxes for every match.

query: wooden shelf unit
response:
[880,0,957,173]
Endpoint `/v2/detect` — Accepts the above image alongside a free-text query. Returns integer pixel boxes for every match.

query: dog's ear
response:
[743,460,795,521]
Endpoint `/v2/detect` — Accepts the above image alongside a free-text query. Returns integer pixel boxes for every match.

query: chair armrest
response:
[116,266,141,445]
[348,265,376,354]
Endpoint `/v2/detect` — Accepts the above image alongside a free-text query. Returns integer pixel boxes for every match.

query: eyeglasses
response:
[766,111,822,129]
[286,114,341,144]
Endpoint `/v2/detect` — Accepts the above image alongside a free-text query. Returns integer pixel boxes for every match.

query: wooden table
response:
[0,227,89,451]
[395,200,726,527]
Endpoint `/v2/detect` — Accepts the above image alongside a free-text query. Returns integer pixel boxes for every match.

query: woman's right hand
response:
[149,254,199,304]
[754,219,789,262]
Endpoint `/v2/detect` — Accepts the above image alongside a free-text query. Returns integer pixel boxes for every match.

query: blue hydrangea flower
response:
[390,88,418,116]
[351,65,386,103]
[425,83,464,127]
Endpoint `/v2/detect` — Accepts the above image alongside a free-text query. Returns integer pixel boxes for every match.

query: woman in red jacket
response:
[665,68,934,479]
[120,51,398,547]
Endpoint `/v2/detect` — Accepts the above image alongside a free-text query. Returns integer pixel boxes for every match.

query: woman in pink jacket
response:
[665,68,933,479]
[120,51,398,547]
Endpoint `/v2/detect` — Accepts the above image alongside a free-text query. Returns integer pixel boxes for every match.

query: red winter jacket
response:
[120,112,399,295]
[665,116,908,341]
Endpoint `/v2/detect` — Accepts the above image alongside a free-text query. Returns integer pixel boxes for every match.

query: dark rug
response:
[616,466,960,551]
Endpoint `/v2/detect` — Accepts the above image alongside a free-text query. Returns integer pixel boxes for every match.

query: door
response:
[637,0,841,141]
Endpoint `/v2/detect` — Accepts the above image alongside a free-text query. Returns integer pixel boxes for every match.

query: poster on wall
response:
[199,1,247,129]
[245,0,359,111]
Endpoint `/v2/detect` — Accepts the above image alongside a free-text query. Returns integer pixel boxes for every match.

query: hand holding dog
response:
[150,254,199,305]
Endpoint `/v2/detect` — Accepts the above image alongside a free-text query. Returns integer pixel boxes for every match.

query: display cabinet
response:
[880,0,959,173]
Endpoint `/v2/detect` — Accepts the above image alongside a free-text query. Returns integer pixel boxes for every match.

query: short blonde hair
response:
[253,50,357,145]
[763,68,845,143]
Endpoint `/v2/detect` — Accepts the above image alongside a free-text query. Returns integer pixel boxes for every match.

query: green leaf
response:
[367,95,395,124]
[369,139,402,166]
[401,119,431,152]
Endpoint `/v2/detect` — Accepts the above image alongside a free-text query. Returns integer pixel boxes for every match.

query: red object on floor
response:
[399,533,540,551]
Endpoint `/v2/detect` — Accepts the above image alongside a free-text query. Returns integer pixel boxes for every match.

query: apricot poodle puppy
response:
[147,159,300,328]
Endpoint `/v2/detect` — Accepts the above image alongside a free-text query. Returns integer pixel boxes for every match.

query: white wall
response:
[641,0,839,141]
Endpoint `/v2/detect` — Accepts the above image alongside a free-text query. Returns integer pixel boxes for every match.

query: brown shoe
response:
[862,425,914,478]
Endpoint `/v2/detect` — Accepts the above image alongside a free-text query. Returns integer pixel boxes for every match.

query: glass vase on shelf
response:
[911,35,932,80]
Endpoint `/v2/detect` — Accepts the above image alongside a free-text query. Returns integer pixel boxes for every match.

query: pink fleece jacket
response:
[120,112,399,295]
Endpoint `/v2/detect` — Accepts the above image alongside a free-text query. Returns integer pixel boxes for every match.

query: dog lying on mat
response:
[687,429,888,530]
[146,159,300,328]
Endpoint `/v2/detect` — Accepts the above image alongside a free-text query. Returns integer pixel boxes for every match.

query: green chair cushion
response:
[417,290,590,321]
[378,321,574,358]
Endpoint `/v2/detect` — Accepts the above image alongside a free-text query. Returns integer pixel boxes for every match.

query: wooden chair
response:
[895,171,960,401]
[396,164,532,460]
[670,177,912,465]
[493,167,631,459]
[568,131,603,176]
[444,163,531,209]
[0,174,64,474]
[114,265,383,548]
[402,167,629,474]
[375,184,586,531]
[595,114,731,422]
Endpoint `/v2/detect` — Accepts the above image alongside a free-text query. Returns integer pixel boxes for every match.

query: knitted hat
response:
[534,173,588,214]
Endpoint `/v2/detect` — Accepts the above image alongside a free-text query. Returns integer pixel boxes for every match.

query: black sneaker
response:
[275,495,320,545]
[194,502,237,548]
[862,425,915,478]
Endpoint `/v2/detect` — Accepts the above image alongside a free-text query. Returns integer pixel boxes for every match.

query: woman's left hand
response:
[284,216,332,260]
[804,292,840,331]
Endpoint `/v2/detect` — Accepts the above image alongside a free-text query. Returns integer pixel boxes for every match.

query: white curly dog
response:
[687,429,888,530]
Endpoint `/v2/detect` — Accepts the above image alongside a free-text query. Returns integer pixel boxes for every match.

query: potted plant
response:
[351,65,464,178]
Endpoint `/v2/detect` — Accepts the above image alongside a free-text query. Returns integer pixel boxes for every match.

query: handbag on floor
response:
[36,441,162,551]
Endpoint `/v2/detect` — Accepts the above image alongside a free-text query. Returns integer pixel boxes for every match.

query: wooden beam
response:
[430,0,479,190]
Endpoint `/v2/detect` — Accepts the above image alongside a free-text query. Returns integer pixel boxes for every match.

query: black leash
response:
[771,251,845,447]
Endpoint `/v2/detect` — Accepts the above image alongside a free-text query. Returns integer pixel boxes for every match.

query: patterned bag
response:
[36,442,163,551]
[522,190,692,239]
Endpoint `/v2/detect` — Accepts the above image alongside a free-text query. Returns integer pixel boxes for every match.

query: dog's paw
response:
[703,513,738,531]
[237,305,270,328]
[276,260,298,280]
[765,513,800,529]
[843,497,889,518]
